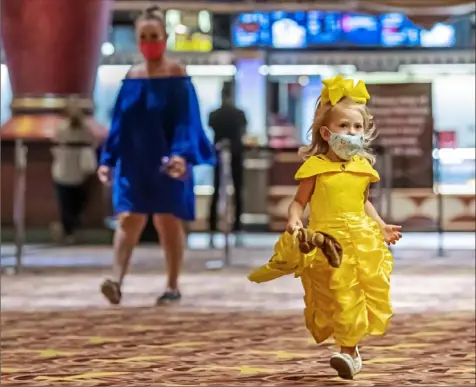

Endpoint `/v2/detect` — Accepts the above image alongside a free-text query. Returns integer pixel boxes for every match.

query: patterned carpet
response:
[1,308,475,386]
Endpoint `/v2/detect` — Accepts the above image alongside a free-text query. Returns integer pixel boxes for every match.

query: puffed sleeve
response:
[352,156,380,183]
[100,85,124,167]
[369,168,380,183]
[294,156,322,180]
[170,78,215,166]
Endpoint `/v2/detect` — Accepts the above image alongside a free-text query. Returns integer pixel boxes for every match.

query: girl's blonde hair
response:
[298,96,377,165]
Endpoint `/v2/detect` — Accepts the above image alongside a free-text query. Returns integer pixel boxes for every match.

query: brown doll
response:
[293,228,343,268]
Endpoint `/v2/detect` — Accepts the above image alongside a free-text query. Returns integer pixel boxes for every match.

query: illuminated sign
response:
[166,10,213,52]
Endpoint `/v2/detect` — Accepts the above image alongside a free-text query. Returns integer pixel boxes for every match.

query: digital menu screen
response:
[340,13,380,46]
[380,13,420,47]
[420,23,456,47]
[232,12,270,48]
[270,11,307,49]
[307,11,342,45]
[230,11,457,49]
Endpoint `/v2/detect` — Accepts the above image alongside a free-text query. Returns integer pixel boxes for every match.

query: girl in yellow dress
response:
[248,75,402,380]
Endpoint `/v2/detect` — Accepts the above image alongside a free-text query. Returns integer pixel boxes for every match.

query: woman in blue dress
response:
[97,5,215,305]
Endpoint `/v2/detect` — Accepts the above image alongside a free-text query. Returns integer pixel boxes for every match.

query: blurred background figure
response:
[208,84,248,246]
[50,97,98,244]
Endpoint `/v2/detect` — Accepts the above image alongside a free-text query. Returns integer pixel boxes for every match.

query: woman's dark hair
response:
[136,5,165,24]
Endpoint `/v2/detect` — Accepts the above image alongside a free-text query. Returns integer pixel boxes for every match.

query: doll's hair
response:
[298,97,377,165]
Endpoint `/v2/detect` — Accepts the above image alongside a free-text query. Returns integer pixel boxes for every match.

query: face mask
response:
[326,129,364,161]
[139,41,166,60]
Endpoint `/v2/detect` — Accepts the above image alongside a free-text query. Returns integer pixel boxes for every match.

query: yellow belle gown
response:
[248,154,393,347]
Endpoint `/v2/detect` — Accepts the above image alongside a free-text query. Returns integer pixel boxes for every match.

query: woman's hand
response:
[381,224,402,245]
[286,216,304,235]
[97,165,112,185]
[167,156,187,179]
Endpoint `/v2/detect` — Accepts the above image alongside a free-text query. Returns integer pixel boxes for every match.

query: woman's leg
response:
[153,214,185,302]
[101,212,147,304]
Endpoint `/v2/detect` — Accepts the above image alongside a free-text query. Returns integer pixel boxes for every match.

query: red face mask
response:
[139,41,166,60]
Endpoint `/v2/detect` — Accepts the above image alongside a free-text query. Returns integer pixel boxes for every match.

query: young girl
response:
[248,75,402,380]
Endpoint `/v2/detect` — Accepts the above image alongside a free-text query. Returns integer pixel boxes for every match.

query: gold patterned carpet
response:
[1,308,475,386]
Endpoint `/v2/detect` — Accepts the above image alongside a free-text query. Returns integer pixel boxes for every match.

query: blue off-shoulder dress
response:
[100,76,215,221]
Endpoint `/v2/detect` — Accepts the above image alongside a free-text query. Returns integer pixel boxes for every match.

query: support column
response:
[0,0,113,239]
[1,0,112,139]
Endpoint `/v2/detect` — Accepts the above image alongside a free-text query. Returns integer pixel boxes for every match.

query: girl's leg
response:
[101,212,147,304]
[152,214,185,303]
[341,346,357,357]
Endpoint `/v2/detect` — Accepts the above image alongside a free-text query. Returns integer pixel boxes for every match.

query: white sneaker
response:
[330,347,362,380]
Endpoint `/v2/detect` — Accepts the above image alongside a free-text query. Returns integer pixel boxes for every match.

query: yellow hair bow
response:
[321,75,370,106]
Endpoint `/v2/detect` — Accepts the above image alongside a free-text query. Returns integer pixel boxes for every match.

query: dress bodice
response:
[295,155,380,225]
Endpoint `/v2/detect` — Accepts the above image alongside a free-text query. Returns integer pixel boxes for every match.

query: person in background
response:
[208,85,248,246]
[98,5,214,306]
[51,97,97,244]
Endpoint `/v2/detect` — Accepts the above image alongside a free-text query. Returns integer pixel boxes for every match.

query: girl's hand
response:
[381,224,402,245]
[167,156,187,179]
[286,217,303,234]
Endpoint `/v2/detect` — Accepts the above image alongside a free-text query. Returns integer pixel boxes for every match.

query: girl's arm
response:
[287,176,315,233]
[364,185,402,244]
[364,186,386,229]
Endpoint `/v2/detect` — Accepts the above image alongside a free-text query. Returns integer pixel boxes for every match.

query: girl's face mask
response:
[325,128,365,160]
[139,41,166,60]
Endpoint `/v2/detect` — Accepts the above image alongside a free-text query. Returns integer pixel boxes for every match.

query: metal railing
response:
[4,137,96,275]
[11,139,28,274]
[206,140,235,270]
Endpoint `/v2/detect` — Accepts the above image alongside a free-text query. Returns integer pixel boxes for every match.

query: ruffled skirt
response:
[248,213,393,346]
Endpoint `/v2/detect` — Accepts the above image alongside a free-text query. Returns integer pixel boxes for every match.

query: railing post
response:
[13,139,28,274]
[383,149,393,223]
[206,139,234,270]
